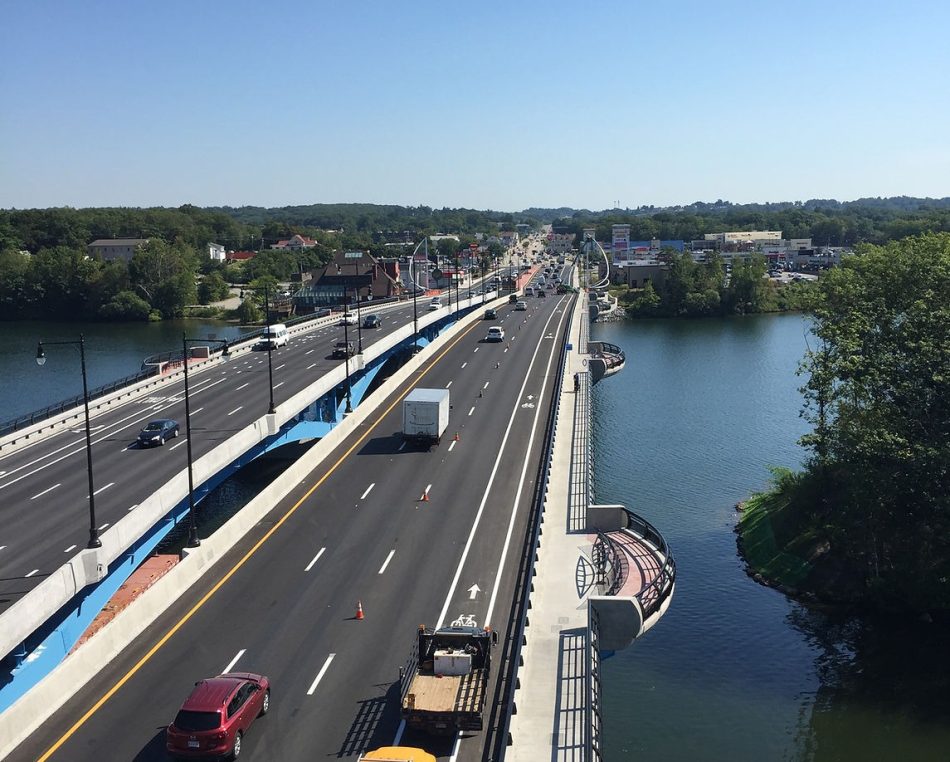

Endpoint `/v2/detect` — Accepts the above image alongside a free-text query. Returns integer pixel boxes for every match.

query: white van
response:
[524,286,535,297]
[261,323,289,349]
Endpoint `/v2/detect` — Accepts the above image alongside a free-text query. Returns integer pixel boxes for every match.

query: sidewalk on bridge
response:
[508,290,594,760]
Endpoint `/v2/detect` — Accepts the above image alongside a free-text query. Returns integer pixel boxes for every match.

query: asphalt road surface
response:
[9,292,574,762]
[0,296,494,613]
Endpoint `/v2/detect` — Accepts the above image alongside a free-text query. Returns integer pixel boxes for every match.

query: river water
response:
[0,319,245,423]
[592,314,950,761]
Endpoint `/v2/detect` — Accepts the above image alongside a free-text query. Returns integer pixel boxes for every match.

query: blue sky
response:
[2,0,948,211]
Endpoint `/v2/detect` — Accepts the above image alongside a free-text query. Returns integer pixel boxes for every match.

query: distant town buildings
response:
[292,250,403,313]
[270,234,318,251]
[547,227,575,255]
[207,242,226,261]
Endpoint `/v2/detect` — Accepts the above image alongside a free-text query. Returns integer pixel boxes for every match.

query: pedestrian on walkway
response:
[573,372,579,392]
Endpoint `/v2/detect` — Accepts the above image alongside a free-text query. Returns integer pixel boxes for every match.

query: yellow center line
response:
[37,320,481,762]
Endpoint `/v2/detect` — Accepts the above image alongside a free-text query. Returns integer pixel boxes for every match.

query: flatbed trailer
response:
[400,625,497,735]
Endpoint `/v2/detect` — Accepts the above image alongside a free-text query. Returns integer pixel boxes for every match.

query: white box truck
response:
[402,388,450,446]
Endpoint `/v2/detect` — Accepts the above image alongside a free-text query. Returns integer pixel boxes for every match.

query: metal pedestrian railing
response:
[568,370,592,532]
[586,603,604,762]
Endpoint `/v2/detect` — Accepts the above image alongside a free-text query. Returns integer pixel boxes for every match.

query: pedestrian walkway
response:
[507,286,675,762]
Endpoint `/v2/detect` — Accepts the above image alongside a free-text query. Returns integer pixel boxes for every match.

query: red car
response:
[166,672,270,759]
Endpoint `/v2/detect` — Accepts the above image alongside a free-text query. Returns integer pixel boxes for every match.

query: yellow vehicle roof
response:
[359,748,436,762]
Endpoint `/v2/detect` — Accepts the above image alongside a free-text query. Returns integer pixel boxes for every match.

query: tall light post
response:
[240,284,277,414]
[341,280,353,414]
[454,252,460,314]
[35,335,102,549]
[181,335,230,547]
[409,238,429,352]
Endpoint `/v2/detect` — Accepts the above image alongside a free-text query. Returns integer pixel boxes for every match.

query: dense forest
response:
[739,233,950,614]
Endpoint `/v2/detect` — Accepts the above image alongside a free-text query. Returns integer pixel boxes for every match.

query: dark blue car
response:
[138,419,180,447]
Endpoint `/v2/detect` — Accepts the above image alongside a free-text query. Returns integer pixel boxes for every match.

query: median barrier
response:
[0,293,497,760]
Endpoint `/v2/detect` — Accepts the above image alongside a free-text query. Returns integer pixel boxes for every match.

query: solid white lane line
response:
[25,569,39,578]
[461,362,467,369]
[483,381,490,389]
[98,523,110,531]
[222,649,246,674]
[378,549,396,575]
[169,440,186,451]
[446,381,453,388]
[227,406,243,416]
[307,363,317,370]
[307,654,336,695]
[305,547,326,572]
[468,406,475,416]
[64,544,76,553]
[448,441,457,452]
[360,483,375,500]
[30,483,61,500]
[274,382,285,389]
[236,382,250,391]
[92,482,114,496]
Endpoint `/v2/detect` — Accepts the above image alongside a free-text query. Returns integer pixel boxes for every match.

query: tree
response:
[236,297,262,324]
[98,290,151,320]
[799,233,950,608]
[197,271,230,304]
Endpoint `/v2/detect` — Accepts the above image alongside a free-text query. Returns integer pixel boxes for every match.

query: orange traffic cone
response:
[453,432,460,442]
[356,600,364,620]
[421,490,430,502]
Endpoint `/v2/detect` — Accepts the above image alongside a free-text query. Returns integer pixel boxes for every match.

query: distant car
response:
[315,307,333,317]
[362,313,382,329]
[165,672,270,760]
[484,308,497,320]
[137,419,179,447]
[486,326,505,342]
[428,301,441,312]
[339,312,357,326]
[332,340,355,358]
[515,300,528,311]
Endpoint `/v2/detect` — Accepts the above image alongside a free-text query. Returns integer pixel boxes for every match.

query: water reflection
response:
[787,606,950,761]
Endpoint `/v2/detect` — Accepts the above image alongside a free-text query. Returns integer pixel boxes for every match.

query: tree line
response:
[617,251,814,317]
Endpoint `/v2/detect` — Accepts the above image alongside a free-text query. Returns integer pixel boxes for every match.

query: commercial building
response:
[87,238,149,262]
[292,250,403,313]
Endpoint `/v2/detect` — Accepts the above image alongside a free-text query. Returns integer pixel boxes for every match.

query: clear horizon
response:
[3,0,948,211]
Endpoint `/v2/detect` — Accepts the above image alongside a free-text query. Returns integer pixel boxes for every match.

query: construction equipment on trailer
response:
[399,623,497,735]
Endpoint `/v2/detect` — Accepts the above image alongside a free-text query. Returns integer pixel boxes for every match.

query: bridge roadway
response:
[7,291,574,762]
[0,296,486,614]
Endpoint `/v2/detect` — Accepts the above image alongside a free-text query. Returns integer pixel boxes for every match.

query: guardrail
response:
[623,508,676,618]
[486,293,576,761]
[591,531,628,596]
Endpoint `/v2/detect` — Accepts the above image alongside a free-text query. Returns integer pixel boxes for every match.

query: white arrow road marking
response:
[468,584,481,600]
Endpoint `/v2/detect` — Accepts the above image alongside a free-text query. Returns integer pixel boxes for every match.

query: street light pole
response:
[241,284,277,414]
[35,335,101,549]
[182,335,229,547]
[342,282,353,414]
